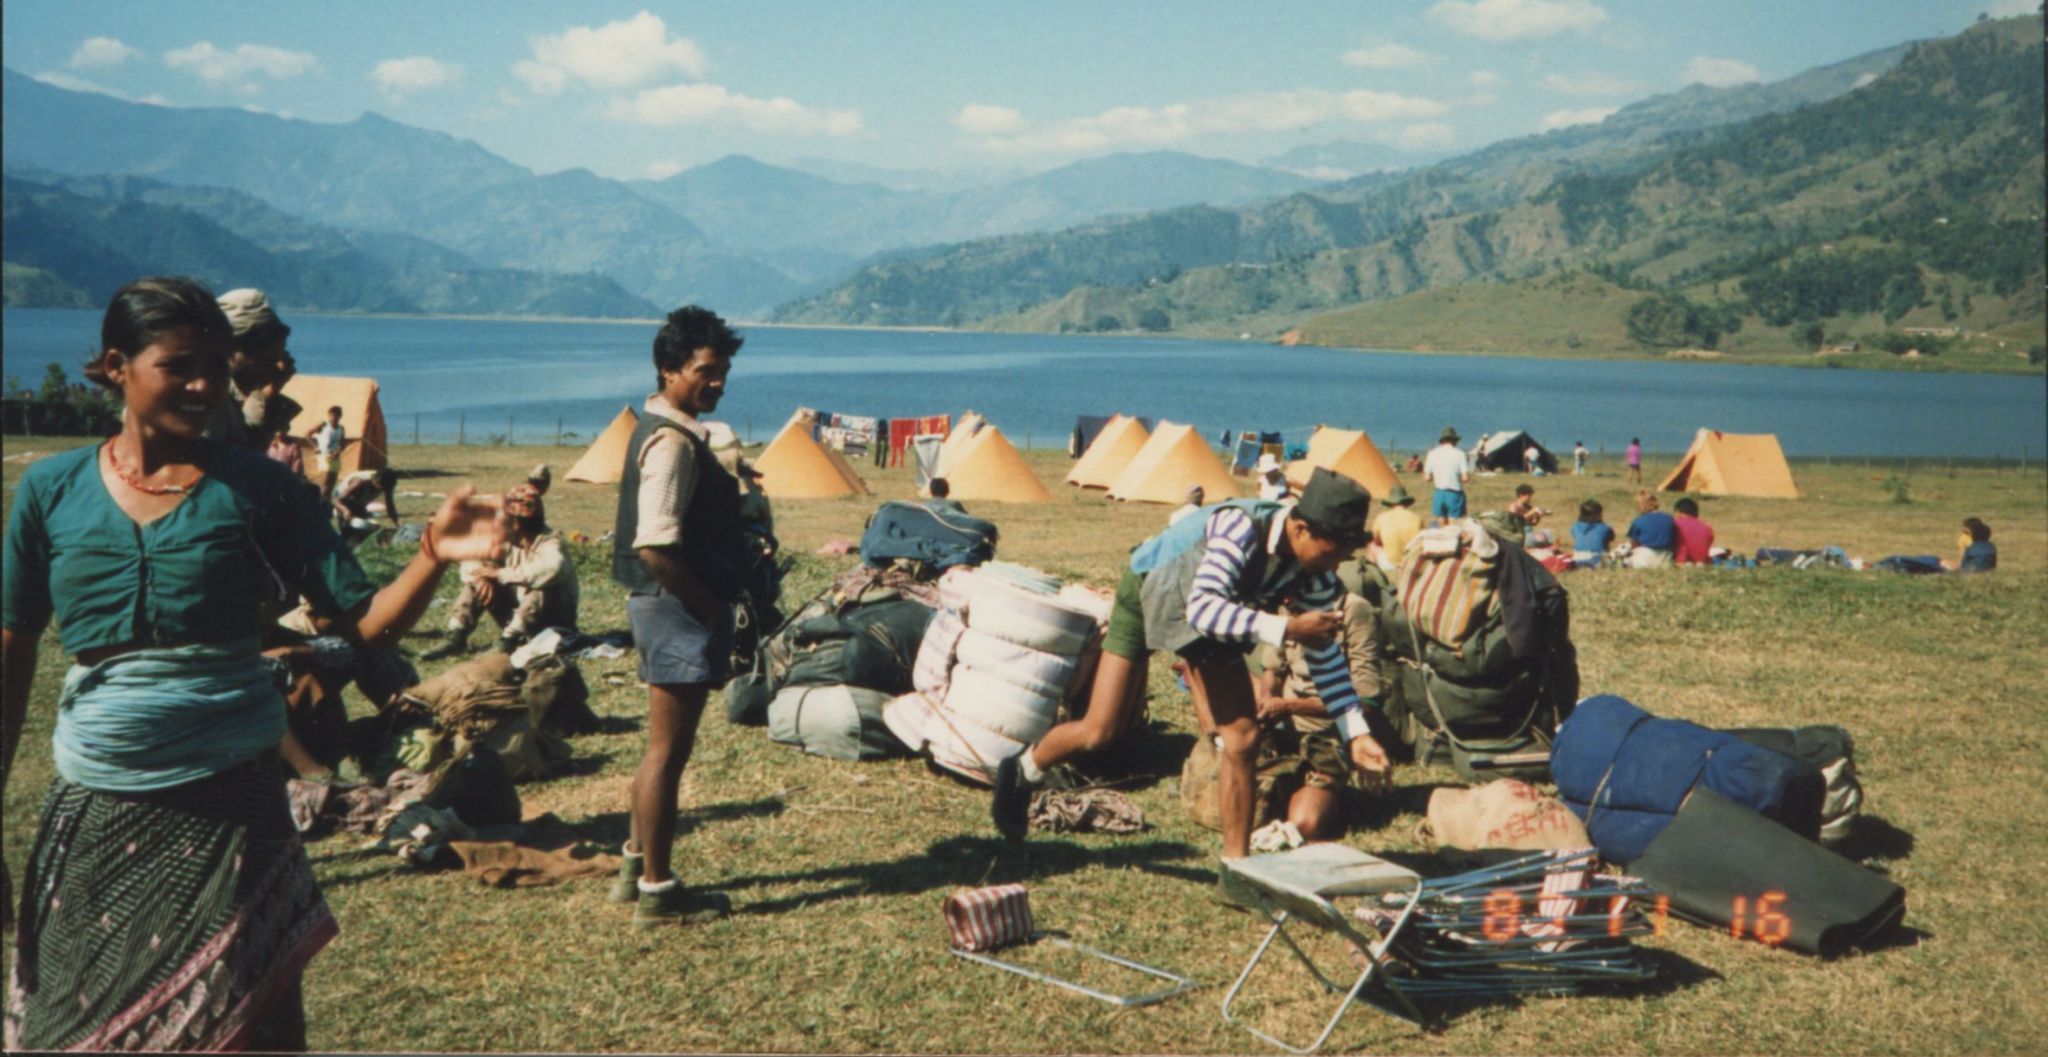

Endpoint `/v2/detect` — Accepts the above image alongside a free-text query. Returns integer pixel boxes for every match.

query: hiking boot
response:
[991,753,1032,843]
[632,884,733,929]
[420,630,470,661]
[607,849,645,904]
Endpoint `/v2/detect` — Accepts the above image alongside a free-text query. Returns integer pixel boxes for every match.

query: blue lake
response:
[6,307,2043,459]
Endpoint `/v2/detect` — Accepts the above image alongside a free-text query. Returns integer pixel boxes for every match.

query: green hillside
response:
[989,15,2046,373]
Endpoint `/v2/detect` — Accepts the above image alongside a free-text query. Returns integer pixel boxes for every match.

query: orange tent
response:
[937,426,1052,503]
[1108,421,1239,504]
[1065,414,1150,489]
[283,375,386,479]
[564,406,639,483]
[754,418,870,498]
[1659,429,1800,499]
[1286,426,1399,499]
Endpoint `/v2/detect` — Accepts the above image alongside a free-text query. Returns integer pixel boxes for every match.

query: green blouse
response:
[3,441,376,654]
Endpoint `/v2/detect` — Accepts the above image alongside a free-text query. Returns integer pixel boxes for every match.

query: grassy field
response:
[5,437,2046,1055]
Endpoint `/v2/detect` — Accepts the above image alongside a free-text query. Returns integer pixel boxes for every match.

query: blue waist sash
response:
[54,639,284,793]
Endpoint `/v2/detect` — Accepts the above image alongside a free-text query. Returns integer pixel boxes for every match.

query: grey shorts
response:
[627,590,733,687]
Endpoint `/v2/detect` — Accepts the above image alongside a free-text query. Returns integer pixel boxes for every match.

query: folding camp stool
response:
[1220,844,1430,1054]
[944,884,1197,1008]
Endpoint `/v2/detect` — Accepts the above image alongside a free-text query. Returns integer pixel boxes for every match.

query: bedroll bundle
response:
[883,563,1112,784]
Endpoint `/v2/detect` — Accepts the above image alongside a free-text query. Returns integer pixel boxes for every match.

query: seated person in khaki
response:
[429,483,579,656]
[1184,586,1381,842]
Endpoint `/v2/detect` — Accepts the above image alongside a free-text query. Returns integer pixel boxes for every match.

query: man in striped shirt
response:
[993,468,1392,865]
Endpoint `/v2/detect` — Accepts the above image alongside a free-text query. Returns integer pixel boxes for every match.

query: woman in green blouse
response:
[1,277,505,1051]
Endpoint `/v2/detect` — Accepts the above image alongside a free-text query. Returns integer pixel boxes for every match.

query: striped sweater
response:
[1187,506,1372,743]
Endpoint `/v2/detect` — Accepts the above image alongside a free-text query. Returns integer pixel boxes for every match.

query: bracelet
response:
[419,522,443,565]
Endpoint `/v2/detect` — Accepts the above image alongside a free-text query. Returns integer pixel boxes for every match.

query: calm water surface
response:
[5,308,2042,458]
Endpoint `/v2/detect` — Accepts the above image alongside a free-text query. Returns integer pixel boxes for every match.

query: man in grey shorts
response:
[608,306,749,927]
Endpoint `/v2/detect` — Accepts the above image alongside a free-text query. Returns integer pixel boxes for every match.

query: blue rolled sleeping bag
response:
[1552,694,1822,864]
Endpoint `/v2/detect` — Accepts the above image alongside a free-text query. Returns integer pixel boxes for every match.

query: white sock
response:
[1018,752,1045,786]
[637,877,679,894]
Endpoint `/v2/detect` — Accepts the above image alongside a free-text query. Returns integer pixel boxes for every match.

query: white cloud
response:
[1469,70,1503,88]
[1428,0,1607,41]
[372,56,461,100]
[1543,71,1639,96]
[31,70,119,96]
[969,89,1448,154]
[1393,122,1457,149]
[515,11,706,94]
[1682,56,1762,87]
[1341,41,1431,69]
[645,159,688,180]
[1984,0,2037,15]
[606,83,862,136]
[70,37,140,69]
[164,42,318,87]
[1540,105,1618,130]
[954,104,1026,135]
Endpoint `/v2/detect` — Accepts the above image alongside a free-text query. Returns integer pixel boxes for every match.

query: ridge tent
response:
[1286,426,1399,499]
[1108,421,1239,504]
[936,411,987,478]
[1660,429,1801,499]
[564,406,639,484]
[1065,414,1151,489]
[1471,430,1558,474]
[934,426,1052,503]
[755,417,871,499]
[283,375,386,479]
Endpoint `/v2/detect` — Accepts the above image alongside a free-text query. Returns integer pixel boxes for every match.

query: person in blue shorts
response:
[1423,427,1471,525]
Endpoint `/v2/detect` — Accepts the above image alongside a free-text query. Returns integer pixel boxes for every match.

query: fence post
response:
[458,412,465,445]
[508,413,515,446]
[555,416,563,446]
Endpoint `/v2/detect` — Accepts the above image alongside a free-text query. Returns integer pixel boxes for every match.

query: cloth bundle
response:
[944,884,1034,952]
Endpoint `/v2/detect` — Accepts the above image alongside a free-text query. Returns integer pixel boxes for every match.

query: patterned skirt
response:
[5,755,337,1052]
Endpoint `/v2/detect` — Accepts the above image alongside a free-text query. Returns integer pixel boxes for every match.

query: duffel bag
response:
[861,500,998,571]
[767,684,909,761]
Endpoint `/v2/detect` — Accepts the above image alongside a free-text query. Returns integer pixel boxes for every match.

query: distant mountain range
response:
[773,33,1937,327]
[1,67,1327,317]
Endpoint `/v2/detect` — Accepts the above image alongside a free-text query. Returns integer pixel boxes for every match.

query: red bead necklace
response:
[104,440,205,496]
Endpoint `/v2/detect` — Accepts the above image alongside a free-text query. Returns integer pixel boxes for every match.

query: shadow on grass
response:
[720,835,1210,916]
[537,752,615,781]
[556,796,791,846]
[1837,814,1915,864]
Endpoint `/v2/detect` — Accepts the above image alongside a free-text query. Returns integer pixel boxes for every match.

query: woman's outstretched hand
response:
[426,485,507,564]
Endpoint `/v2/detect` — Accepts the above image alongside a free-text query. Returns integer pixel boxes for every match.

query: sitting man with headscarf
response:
[426,483,580,657]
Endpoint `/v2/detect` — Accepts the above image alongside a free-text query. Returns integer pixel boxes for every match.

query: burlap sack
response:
[1424,779,1591,851]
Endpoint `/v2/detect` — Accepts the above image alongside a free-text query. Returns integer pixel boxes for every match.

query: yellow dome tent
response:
[1659,429,1801,499]
[1065,414,1150,489]
[283,375,386,479]
[564,406,639,484]
[1286,426,1399,499]
[1108,421,1239,504]
[936,426,1052,503]
[755,418,871,499]
[935,411,987,478]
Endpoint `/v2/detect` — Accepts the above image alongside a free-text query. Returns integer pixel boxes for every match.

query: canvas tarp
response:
[283,375,387,478]
[1660,429,1800,499]
[1108,421,1239,504]
[936,426,1051,503]
[1065,414,1151,489]
[1285,426,1399,498]
[1471,430,1558,474]
[755,417,870,499]
[909,435,945,492]
[1229,431,1285,475]
[564,406,639,484]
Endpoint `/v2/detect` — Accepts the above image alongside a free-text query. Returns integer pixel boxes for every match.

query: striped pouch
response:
[944,884,1034,952]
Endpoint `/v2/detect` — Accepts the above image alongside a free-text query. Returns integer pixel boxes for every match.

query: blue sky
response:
[3,1,2035,181]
